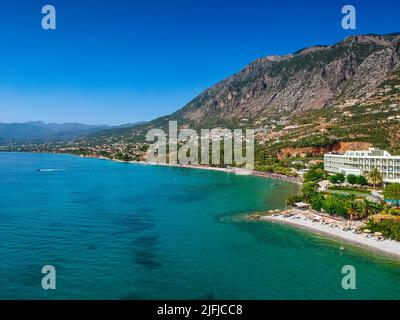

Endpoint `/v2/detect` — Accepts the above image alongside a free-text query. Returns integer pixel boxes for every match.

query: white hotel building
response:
[324,148,400,183]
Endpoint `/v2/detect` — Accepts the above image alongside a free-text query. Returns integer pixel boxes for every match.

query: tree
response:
[329,175,340,184]
[347,174,357,185]
[302,181,318,202]
[304,167,327,183]
[356,175,368,186]
[347,175,368,186]
[346,199,359,221]
[346,193,356,202]
[365,219,400,241]
[381,204,397,216]
[384,183,400,208]
[366,168,383,189]
[329,173,346,185]
[345,193,359,220]
[311,193,324,211]
[322,195,348,216]
[287,195,303,206]
[337,173,346,184]
[322,196,337,215]
[358,199,382,219]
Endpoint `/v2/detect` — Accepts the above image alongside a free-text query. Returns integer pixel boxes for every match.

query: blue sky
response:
[1,0,399,125]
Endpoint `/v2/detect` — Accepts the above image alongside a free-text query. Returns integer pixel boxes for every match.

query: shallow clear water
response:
[0,153,399,300]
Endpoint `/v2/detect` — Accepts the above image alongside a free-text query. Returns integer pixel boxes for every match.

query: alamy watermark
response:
[341,265,356,290]
[146,121,255,170]
[342,5,356,30]
[41,265,56,290]
[41,5,56,30]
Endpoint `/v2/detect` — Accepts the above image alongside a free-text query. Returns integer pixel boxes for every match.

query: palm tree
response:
[345,193,357,220]
[359,199,381,219]
[381,204,392,215]
[346,200,359,222]
[366,168,383,189]
[347,193,356,202]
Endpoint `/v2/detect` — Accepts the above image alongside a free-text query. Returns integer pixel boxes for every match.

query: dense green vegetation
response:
[367,167,384,189]
[384,183,400,208]
[114,152,131,162]
[365,219,400,241]
[347,174,368,186]
[303,163,327,183]
[254,150,301,177]
[288,163,385,220]
[289,179,382,219]
[286,164,400,239]
[328,173,368,186]
[329,173,345,184]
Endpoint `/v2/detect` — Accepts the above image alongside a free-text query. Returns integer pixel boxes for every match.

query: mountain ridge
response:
[3,33,400,157]
[86,33,400,147]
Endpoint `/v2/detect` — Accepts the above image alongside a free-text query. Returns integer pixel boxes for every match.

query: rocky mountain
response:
[174,33,400,126]
[30,33,396,159]
[88,33,400,145]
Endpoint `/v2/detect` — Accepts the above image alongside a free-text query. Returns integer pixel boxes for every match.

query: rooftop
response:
[326,148,394,157]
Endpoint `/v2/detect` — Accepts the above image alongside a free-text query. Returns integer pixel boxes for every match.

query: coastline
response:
[260,213,400,260]
[117,158,303,185]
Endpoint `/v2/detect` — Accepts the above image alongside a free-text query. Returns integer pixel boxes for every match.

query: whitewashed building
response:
[324,148,400,183]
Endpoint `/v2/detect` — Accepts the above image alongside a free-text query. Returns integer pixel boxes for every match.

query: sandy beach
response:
[261,213,400,259]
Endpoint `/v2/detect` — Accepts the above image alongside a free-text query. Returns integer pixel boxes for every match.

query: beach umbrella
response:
[374,232,383,236]
[363,229,371,234]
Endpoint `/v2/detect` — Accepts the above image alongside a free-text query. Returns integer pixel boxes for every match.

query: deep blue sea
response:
[0,152,400,300]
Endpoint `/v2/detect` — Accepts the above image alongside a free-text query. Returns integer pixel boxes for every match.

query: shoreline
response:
[100,157,303,185]
[132,162,303,185]
[260,212,400,260]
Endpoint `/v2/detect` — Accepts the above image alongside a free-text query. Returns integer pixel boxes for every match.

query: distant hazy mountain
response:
[0,121,114,144]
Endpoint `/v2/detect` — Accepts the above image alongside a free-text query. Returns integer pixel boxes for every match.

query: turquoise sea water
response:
[0,152,400,300]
